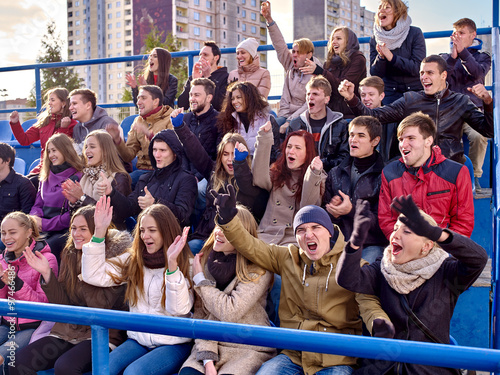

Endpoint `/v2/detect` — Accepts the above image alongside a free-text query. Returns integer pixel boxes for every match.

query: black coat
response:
[132,73,178,108]
[323,152,387,247]
[177,67,229,112]
[110,129,197,227]
[174,123,268,240]
[337,230,488,375]
[0,169,36,222]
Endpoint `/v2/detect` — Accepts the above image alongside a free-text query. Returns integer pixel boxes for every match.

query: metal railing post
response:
[91,325,110,375]
[34,67,42,114]
[188,54,194,77]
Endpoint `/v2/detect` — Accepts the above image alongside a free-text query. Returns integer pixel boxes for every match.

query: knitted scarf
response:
[373,15,412,50]
[380,245,449,294]
[207,250,237,291]
[83,164,107,185]
[142,248,166,269]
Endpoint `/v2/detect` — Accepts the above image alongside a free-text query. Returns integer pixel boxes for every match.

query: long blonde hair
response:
[39,133,84,182]
[326,27,351,67]
[200,205,266,283]
[211,133,251,193]
[110,204,193,308]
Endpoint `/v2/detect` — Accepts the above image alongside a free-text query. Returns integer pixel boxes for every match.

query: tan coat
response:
[228,56,272,98]
[181,266,276,375]
[116,105,173,170]
[252,128,326,245]
[218,216,390,375]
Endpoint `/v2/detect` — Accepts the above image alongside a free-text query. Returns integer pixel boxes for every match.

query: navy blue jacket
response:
[0,169,36,222]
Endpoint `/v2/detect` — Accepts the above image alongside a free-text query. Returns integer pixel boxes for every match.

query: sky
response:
[0,0,494,101]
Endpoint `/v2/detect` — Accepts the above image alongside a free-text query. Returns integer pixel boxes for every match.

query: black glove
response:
[372,318,395,339]
[210,184,238,225]
[391,195,442,241]
[349,199,373,248]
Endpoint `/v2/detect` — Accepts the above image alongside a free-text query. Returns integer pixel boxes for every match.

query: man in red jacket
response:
[378,112,474,239]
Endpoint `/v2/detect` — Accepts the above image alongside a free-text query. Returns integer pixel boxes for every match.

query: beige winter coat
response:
[252,128,326,245]
[228,56,272,98]
[181,264,276,374]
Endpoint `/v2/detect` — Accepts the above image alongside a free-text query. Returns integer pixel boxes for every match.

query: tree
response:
[27,21,83,109]
[122,25,188,103]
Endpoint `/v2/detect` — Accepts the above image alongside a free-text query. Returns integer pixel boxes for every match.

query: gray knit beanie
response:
[236,38,259,59]
[293,205,334,237]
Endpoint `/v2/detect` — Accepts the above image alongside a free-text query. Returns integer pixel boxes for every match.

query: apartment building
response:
[67,0,267,108]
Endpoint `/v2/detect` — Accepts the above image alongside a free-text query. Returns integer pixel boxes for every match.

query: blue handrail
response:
[0,300,499,374]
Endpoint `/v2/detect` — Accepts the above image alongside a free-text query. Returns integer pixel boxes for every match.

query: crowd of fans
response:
[0,0,492,374]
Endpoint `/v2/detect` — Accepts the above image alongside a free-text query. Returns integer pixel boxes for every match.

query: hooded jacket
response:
[177,67,230,112]
[42,229,131,347]
[314,28,366,118]
[116,105,173,170]
[218,215,390,375]
[110,129,197,226]
[30,166,82,232]
[81,234,193,348]
[442,38,492,109]
[228,56,272,98]
[288,107,349,172]
[345,87,494,164]
[378,146,474,239]
[337,231,488,375]
[323,152,387,248]
[370,26,426,95]
[0,240,58,327]
[267,21,322,122]
[10,115,77,174]
[72,106,119,153]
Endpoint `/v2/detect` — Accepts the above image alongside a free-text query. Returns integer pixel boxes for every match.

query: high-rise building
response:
[293,0,375,58]
[67,0,267,108]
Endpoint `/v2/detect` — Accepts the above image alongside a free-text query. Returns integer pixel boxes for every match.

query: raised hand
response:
[125,73,138,89]
[310,156,323,172]
[391,195,442,241]
[170,108,185,128]
[94,195,113,239]
[259,121,272,133]
[210,184,238,225]
[138,75,147,86]
[24,246,52,282]
[233,141,249,161]
[9,111,19,124]
[138,186,155,210]
[167,226,190,272]
[106,123,122,144]
[131,121,151,139]
[299,59,318,75]
[338,80,355,101]
[349,199,374,248]
[467,84,492,105]
[261,1,273,23]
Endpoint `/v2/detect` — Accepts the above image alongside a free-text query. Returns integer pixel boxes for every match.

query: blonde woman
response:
[180,205,275,375]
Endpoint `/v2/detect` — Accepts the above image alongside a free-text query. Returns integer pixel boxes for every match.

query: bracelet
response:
[266,20,275,27]
[166,267,178,275]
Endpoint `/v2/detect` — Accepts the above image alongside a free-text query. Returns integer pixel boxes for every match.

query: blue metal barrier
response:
[0,300,499,374]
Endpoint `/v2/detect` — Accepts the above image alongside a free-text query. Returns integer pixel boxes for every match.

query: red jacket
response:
[10,115,76,174]
[378,146,473,239]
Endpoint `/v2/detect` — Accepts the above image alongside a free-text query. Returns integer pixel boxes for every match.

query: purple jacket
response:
[0,240,58,327]
[30,167,82,232]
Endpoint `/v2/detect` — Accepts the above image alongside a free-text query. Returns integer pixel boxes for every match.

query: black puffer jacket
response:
[323,152,387,248]
[132,73,178,108]
[346,88,494,163]
[174,123,268,240]
[110,129,197,226]
[177,67,229,112]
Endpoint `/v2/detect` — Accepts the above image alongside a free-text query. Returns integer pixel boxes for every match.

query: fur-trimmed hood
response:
[104,229,132,259]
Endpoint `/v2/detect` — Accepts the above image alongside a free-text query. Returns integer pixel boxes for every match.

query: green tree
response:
[27,21,83,109]
[122,25,188,103]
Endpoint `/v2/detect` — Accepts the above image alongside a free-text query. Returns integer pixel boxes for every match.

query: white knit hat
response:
[236,38,259,59]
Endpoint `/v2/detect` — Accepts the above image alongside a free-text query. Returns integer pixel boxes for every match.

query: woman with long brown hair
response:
[126,47,178,108]
[12,205,131,375]
[253,124,326,246]
[300,27,366,119]
[81,197,194,375]
[30,133,84,261]
[179,205,275,375]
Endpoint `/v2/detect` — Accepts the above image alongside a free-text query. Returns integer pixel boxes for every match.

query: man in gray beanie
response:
[212,185,392,375]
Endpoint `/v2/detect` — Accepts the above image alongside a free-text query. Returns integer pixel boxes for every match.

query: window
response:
[118,94,122,100]
[108,33,112,39]
[116,1,121,6]
[76,40,81,45]
[116,22,121,27]
[117,42,122,48]
[75,30,80,35]
[126,62,132,67]
[194,42,201,49]
[251,0,256,6]
[108,43,113,49]
[108,24,112,29]
[69,49,74,55]
[237,6,239,13]
[68,21,73,27]
[237,20,240,27]
[116,32,121,38]
[109,74,113,79]
[194,27,200,36]
[69,40,73,46]
[242,24,246,31]
[68,11,73,17]
[117,72,122,78]
[109,84,113,89]
[76,49,81,55]
[108,3,112,9]
[75,11,79,16]
[223,31,226,39]
[251,12,256,21]
[125,9,131,15]
[223,16,226,25]
[242,0,245,3]
[206,29,212,38]
[125,40,131,46]
[251,26,257,34]
[75,20,80,26]
[117,83,122,89]
[68,1,73,7]
[117,63,123,68]
[194,0,199,5]
[108,13,112,19]
[223,2,226,10]
[206,15,212,23]
[69,31,73,36]
[194,12,200,21]
[242,10,246,17]
[109,94,113,100]
[206,0,212,8]
[116,11,121,17]
[125,30,131,36]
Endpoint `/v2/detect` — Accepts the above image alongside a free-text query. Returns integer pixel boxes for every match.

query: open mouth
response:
[350,145,358,150]
[308,102,315,110]
[293,59,298,66]
[379,14,387,21]
[226,163,234,171]
[402,150,410,156]
[307,241,318,252]
[4,242,14,247]
[391,242,402,255]
[288,156,296,164]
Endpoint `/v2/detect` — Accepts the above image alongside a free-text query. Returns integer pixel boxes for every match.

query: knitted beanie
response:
[293,205,334,237]
[237,38,259,59]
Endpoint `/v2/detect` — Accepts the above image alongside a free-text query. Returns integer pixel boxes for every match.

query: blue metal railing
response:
[1,300,499,374]
[0,28,493,114]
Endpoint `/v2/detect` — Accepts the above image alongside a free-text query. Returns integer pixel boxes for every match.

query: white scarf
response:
[373,15,412,51]
[380,244,449,294]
